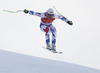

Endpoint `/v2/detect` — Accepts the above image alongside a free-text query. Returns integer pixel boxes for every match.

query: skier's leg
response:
[43,27,50,43]
[40,23,50,48]
[50,25,57,50]
[50,25,57,44]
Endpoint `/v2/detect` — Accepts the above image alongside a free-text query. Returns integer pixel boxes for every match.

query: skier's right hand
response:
[24,9,29,14]
[67,20,73,25]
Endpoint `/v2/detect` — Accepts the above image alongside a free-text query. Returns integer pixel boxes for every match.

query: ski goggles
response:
[47,13,54,16]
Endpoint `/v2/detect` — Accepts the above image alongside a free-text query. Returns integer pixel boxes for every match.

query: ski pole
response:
[53,6,69,20]
[3,10,23,13]
[53,6,63,16]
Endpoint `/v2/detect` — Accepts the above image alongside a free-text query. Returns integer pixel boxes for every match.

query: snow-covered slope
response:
[0,50,100,73]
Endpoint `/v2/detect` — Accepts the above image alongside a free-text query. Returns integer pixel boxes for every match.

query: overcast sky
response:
[0,0,100,70]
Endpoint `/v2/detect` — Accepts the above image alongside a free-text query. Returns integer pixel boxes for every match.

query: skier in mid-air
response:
[24,8,73,51]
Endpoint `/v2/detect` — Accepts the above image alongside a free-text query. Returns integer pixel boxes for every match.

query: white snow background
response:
[0,0,100,71]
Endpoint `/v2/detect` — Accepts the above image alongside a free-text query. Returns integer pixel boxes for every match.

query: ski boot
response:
[51,43,56,51]
[46,43,51,50]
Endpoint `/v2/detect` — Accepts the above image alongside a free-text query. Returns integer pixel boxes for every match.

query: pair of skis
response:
[43,47,62,54]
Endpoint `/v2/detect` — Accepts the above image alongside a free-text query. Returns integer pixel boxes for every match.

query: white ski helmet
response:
[47,8,54,16]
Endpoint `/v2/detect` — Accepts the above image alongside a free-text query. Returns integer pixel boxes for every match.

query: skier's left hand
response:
[67,21,73,25]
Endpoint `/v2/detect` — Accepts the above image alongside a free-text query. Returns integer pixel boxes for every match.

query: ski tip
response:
[58,52,62,54]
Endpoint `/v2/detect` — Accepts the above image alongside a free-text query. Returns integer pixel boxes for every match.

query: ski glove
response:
[67,21,73,25]
[24,9,29,14]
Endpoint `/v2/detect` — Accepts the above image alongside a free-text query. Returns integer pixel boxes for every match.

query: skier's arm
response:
[24,9,44,18]
[56,14,73,25]
[60,16,73,25]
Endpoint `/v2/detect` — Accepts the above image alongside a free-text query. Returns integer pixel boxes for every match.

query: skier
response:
[24,8,73,51]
